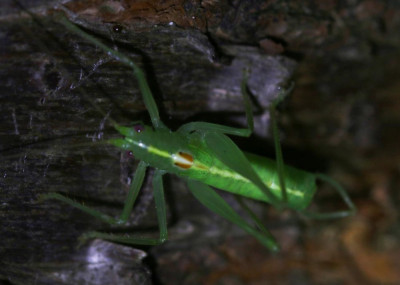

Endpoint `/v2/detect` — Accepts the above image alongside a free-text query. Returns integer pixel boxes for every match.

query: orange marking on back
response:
[173,151,194,169]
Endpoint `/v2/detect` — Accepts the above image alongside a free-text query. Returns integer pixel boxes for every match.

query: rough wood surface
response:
[1,0,400,284]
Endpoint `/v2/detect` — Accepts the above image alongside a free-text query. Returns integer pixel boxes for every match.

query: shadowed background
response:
[1,0,400,284]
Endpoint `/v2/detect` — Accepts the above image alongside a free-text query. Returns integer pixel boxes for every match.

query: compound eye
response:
[133,124,144,133]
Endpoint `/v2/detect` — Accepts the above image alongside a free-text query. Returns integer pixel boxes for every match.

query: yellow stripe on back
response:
[148,145,170,158]
[144,143,303,198]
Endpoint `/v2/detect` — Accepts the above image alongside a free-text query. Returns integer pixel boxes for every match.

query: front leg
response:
[80,169,168,246]
[38,160,148,225]
[58,16,166,130]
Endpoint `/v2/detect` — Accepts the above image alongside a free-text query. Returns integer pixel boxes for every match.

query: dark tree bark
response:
[1,0,400,284]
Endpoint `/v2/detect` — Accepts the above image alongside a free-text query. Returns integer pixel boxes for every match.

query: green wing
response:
[204,132,282,207]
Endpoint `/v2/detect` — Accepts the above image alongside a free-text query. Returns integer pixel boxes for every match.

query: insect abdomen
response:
[197,152,316,210]
[245,152,316,210]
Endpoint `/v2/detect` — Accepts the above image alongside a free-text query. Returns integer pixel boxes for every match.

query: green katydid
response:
[39,17,356,252]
